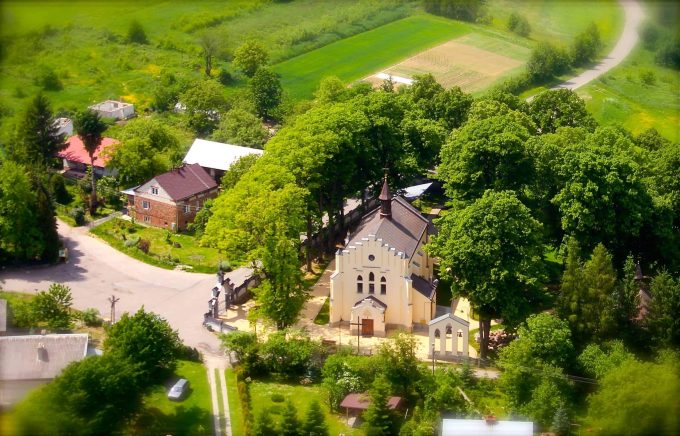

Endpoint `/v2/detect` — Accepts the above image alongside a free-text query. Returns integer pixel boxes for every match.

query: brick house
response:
[128,163,219,231]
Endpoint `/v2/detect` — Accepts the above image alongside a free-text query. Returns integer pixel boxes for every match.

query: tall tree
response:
[73,109,107,214]
[427,190,545,358]
[180,79,229,135]
[529,89,597,134]
[211,108,268,148]
[13,94,65,166]
[250,68,282,119]
[199,32,220,77]
[363,376,398,436]
[647,271,680,348]
[376,332,421,400]
[33,283,73,330]
[233,40,269,77]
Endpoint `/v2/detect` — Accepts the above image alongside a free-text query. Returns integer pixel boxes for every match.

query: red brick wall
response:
[130,189,219,231]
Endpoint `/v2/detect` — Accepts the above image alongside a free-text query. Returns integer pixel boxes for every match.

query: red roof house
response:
[128,163,219,231]
[57,135,119,177]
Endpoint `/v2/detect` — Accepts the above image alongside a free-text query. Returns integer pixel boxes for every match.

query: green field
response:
[130,360,213,435]
[90,218,227,273]
[273,14,471,99]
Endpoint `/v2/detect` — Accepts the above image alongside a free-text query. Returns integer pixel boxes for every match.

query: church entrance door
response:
[361,318,374,336]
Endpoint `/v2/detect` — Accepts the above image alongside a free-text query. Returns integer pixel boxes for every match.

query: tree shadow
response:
[132,405,212,436]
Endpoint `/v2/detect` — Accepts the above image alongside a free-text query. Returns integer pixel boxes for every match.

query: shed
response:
[441,417,533,436]
[340,392,403,426]
[183,139,263,181]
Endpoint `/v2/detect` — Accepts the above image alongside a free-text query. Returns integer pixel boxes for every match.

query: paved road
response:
[554,0,644,92]
[0,220,223,356]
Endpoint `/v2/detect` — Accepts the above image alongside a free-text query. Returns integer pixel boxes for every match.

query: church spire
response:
[379,172,391,219]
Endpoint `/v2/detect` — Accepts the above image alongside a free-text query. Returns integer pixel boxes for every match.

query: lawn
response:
[90,217,227,273]
[225,368,246,436]
[249,378,361,435]
[577,47,680,142]
[314,297,330,325]
[129,360,213,435]
[273,15,473,100]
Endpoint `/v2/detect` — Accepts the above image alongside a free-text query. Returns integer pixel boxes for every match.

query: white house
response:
[89,100,135,120]
[441,418,533,436]
[53,117,73,137]
[330,177,437,336]
[183,138,264,182]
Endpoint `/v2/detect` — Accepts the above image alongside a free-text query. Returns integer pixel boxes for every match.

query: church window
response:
[368,272,375,294]
[357,275,363,293]
[380,276,386,294]
[368,254,375,261]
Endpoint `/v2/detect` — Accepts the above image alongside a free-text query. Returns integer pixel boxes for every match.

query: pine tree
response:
[364,376,397,436]
[558,237,584,328]
[281,400,300,436]
[301,400,328,436]
[552,401,571,435]
[582,244,616,340]
[252,407,278,436]
[13,94,65,166]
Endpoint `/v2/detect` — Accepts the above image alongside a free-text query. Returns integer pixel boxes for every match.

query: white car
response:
[168,378,189,401]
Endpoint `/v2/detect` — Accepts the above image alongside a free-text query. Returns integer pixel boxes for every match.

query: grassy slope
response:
[273,15,472,100]
[224,368,245,436]
[249,378,361,435]
[130,360,213,435]
[90,218,226,273]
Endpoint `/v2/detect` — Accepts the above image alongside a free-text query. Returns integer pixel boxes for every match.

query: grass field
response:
[90,218,226,273]
[130,360,213,435]
[249,378,361,435]
[577,48,680,143]
[225,368,246,436]
[273,15,472,100]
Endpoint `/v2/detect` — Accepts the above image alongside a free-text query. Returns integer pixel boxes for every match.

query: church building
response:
[329,177,437,336]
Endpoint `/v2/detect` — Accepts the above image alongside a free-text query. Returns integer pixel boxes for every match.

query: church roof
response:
[353,295,387,310]
[347,196,428,259]
[411,274,437,300]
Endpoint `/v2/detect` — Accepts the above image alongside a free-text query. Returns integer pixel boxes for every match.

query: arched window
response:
[368,272,375,294]
[434,329,441,338]
[357,275,363,293]
[380,276,386,294]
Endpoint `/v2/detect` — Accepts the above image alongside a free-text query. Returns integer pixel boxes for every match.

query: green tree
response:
[280,400,301,436]
[571,23,602,66]
[250,68,282,119]
[234,40,269,77]
[363,376,398,436]
[315,76,349,104]
[437,114,534,200]
[14,355,143,436]
[423,0,485,22]
[578,341,636,379]
[529,89,597,134]
[376,332,421,399]
[647,271,680,348]
[127,20,148,44]
[507,12,531,37]
[526,42,570,82]
[586,358,680,435]
[103,308,182,385]
[552,401,571,436]
[252,407,278,436]
[211,108,268,148]
[302,400,328,436]
[12,94,65,166]
[220,153,260,190]
[199,32,220,77]
[427,191,545,358]
[106,118,182,187]
[33,283,73,330]
[73,109,107,214]
[180,79,229,135]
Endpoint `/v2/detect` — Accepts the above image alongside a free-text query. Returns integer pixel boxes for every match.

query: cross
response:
[108,295,120,324]
[349,317,362,355]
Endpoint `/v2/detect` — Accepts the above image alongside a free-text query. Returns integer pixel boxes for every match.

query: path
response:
[553,0,644,92]
[205,355,232,436]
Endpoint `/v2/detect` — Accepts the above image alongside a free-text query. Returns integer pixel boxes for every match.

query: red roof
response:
[340,393,403,411]
[57,136,118,168]
[142,163,218,201]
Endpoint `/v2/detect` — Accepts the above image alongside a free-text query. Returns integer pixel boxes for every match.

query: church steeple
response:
[379,173,391,219]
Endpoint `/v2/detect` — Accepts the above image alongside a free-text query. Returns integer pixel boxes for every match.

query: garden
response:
[90,217,228,273]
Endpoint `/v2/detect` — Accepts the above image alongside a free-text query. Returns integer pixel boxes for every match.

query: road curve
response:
[554,0,644,92]
[0,220,223,355]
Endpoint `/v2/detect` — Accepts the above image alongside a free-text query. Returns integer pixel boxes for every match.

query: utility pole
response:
[349,317,362,355]
[108,295,120,324]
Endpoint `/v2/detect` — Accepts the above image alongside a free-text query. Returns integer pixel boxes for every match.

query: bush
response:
[124,235,140,247]
[138,238,150,253]
[655,37,680,70]
[640,70,657,85]
[219,260,232,272]
[50,175,72,205]
[70,207,85,226]
[527,42,570,82]
[37,67,63,91]
[507,12,531,37]
[641,23,660,50]
[218,68,233,86]
[126,20,148,44]
[271,393,285,403]
[80,308,103,327]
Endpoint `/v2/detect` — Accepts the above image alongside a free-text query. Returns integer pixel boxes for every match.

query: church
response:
[329,177,437,336]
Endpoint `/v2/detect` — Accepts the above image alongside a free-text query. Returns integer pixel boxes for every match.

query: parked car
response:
[168,378,189,401]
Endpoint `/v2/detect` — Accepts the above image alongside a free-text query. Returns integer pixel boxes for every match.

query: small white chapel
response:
[329,177,438,336]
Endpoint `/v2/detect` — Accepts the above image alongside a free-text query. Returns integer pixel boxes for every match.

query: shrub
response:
[70,207,85,226]
[640,70,656,86]
[37,67,63,91]
[641,23,660,50]
[271,393,285,403]
[126,20,148,44]
[50,175,72,205]
[219,260,232,272]
[507,12,531,37]
[80,308,103,327]
[218,68,233,86]
[124,236,140,247]
[655,37,680,70]
[527,42,570,82]
[138,238,150,253]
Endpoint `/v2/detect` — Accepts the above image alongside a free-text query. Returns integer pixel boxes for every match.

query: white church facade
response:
[329,178,437,336]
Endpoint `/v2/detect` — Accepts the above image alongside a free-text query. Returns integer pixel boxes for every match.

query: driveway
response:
[554,0,644,91]
[0,220,223,356]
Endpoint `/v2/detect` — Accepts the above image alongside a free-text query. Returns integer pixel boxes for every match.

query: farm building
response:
[329,176,437,336]
[57,135,119,178]
[53,117,73,137]
[0,333,89,406]
[89,100,135,120]
[127,163,219,231]
[183,138,263,182]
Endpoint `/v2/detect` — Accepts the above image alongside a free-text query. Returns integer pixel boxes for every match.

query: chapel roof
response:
[346,196,428,259]
[411,273,437,300]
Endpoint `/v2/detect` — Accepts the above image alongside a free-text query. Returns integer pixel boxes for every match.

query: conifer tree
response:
[364,376,397,436]
[13,94,65,166]
[301,400,328,436]
[281,400,300,436]
[252,407,278,436]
